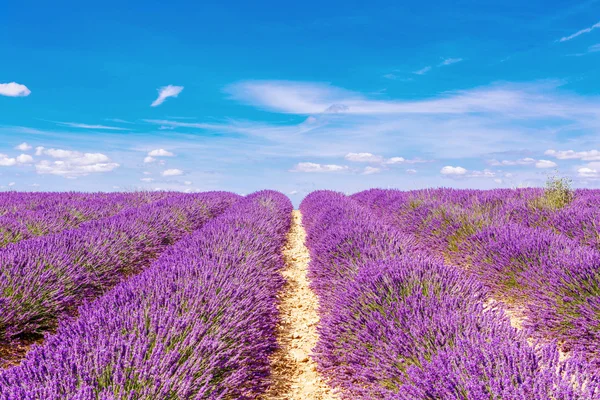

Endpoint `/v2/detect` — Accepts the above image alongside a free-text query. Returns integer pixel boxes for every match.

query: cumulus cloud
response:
[544,149,600,161]
[184,181,192,185]
[35,146,45,156]
[144,156,156,163]
[362,166,381,175]
[35,148,119,177]
[16,154,33,164]
[0,155,16,167]
[578,167,600,178]
[162,168,183,176]
[15,142,32,151]
[535,159,557,168]
[406,169,417,174]
[151,85,184,107]
[441,166,467,175]
[148,149,175,157]
[344,152,384,163]
[140,177,154,182]
[291,162,348,173]
[0,82,31,97]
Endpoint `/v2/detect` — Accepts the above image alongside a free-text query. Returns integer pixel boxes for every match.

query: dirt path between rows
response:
[262,210,338,400]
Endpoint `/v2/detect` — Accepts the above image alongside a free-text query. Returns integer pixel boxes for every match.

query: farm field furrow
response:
[353,188,600,372]
[0,190,291,399]
[301,190,600,399]
[0,192,169,247]
[262,209,338,400]
[0,191,240,366]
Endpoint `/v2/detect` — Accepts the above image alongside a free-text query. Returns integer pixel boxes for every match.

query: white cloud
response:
[441,166,467,175]
[406,169,417,174]
[140,177,154,182]
[56,122,129,131]
[35,148,119,177]
[7,182,15,187]
[289,190,299,195]
[578,167,600,178]
[559,21,600,42]
[0,154,16,167]
[535,159,558,168]
[469,169,496,178]
[363,166,381,175]
[15,142,32,151]
[143,171,152,175]
[440,58,463,66]
[0,82,31,97]
[162,168,183,176]
[385,157,405,164]
[144,156,156,163]
[16,154,33,164]
[35,146,44,156]
[148,149,174,157]
[226,80,599,118]
[589,44,600,53]
[544,149,600,161]
[151,85,184,107]
[488,158,536,166]
[291,162,348,173]
[413,66,432,75]
[184,181,192,185]
[344,152,384,163]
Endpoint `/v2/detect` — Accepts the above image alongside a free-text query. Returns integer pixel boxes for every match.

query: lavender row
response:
[0,192,165,216]
[354,189,600,368]
[0,192,168,247]
[0,191,240,343]
[301,190,599,399]
[0,190,292,399]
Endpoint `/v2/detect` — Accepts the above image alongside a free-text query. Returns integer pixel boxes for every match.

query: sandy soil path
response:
[262,210,338,400]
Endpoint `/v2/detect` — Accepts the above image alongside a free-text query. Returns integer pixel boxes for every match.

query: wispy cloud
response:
[590,43,600,53]
[440,58,463,66]
[488,157,536,166]
[362,166,381,175]
[151,85,184,107]
[225,80,600,118]
[56,122,130,131]
[558,20,600,42]
[0,82,31,97]
[290,162,348,173]
[413,66,432,75]
[545,149,600,161]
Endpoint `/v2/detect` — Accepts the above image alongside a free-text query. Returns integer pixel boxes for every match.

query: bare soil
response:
[262,210,338,400]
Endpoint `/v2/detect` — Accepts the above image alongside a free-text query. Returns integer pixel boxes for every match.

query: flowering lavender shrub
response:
[303,190,600,399]
[0,192,167,247]
[0,191,240,342]
[0,190,291,399]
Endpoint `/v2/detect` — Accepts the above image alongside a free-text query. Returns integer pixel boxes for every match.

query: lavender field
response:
[0,188,599,399]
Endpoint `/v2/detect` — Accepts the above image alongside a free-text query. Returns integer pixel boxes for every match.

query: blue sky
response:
[2,0,600,201]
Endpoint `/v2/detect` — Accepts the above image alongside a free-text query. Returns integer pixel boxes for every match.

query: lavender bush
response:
[0,190,291,399]
[0,192,240,342]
